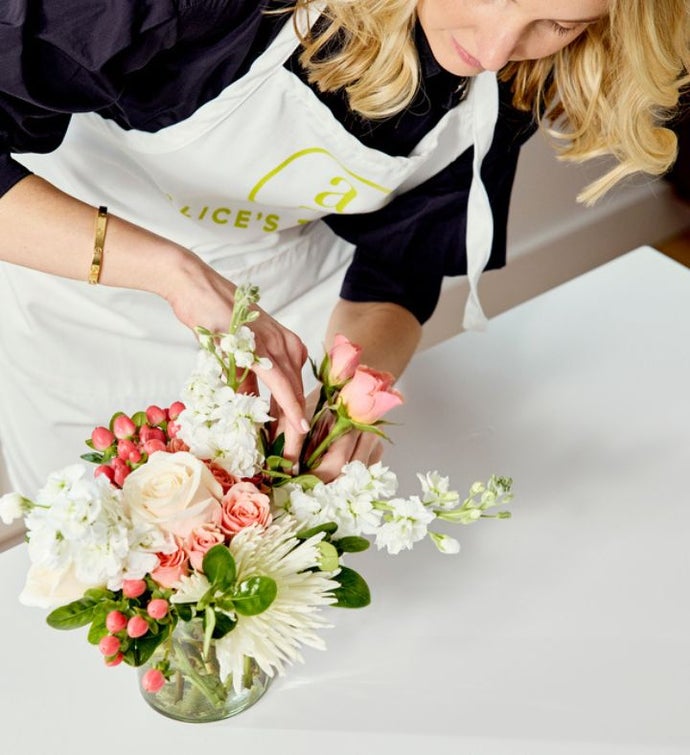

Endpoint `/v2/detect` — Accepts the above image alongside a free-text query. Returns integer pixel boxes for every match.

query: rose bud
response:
[327,333,362,385]
[167,401,185,420]
[112,414,137,440]
[145,405,167,426]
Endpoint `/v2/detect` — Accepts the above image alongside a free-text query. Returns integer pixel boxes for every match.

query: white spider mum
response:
[214,516,339,691]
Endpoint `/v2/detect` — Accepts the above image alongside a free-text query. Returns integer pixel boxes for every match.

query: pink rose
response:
[150,545,190,588]
[206,462,240,494]
[220,481,272,537]
[327,333,362,385]
[121,451,223,538]
[185,522,226,572]
[338,366,404,424]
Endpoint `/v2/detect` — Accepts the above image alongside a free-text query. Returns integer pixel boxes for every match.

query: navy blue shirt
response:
[0,0,536,322]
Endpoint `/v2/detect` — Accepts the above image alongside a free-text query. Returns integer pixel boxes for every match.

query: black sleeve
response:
[0,0,180,196]
[328,88,537,325]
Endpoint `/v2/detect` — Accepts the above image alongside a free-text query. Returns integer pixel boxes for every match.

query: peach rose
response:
[327,333,362,385]
[205,462,240,494]
[338,366,404,424]
[185,523,226,572]
[121,451,222,538]
[150,545,190,588]
[220,481,272,537]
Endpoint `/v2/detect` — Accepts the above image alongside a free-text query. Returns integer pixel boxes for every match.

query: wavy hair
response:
[292,0,690,203]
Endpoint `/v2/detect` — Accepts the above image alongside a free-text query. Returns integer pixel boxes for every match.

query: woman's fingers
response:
[311,430,384,482]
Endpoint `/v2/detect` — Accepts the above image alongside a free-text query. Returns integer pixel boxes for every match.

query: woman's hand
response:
[161,248,310,463]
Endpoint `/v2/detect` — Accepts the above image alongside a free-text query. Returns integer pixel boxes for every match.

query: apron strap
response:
[463,71,499,331]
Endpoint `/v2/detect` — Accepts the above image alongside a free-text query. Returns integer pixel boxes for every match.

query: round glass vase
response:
[138,618,271,723]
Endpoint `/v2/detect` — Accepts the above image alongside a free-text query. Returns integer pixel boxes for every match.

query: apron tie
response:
[463,71,499,331]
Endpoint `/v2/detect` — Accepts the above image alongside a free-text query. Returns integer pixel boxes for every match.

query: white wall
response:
[3,130,690,549]
[421,130,690,347]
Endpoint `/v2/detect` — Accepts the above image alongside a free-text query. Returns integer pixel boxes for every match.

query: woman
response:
[0,0,687,493]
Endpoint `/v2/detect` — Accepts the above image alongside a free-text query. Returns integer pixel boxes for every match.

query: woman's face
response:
[417,0,610,75]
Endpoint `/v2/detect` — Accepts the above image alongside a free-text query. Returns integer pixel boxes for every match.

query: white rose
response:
[121,451,222,538]
[19,562,97,609]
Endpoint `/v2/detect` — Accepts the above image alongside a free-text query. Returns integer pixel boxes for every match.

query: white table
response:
[2,247,689,754]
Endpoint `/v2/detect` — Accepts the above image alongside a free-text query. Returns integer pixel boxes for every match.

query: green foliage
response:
[232,577,277,616]
[331,566,371,608]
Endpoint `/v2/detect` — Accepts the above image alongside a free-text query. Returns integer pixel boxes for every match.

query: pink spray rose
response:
[185,522,226,572]
[338,366,404,424]
[219,481,272,537]
[150,544,190,588]
[205,462,240,494]
[327,333,362,385]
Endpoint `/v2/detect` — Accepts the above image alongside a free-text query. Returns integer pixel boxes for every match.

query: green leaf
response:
[334,536,370,554]
[79,452,104,464]
[211,611,237,640]
[87,610,109,645]
[46,596,99,630]
[176,603,193,622]
[83,587,112,602]
[332,566,371,608]
[126,627,169,667]
[232,576,277,616]
[131,411,148,428]
[296,521,338,540]
[202,545,236,590]
[108,411,126,432]
[317,541,340,572]
[269,433,285,458]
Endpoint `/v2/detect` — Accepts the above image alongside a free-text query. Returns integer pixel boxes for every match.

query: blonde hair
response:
[292,0,690,203]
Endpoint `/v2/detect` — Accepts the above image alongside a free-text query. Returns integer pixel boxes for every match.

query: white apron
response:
[0,7,498,493]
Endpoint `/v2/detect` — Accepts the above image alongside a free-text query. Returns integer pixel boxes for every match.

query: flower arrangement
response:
[1,285,513,721]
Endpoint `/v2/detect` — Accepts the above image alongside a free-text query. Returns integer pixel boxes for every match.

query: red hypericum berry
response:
[94,464,115,483]
[146,599,169,620]
[141,668,166,693]
[98,635,122,656]
[127,615,149,639]
[105,653,124,667]
[142,439,167,455]
[105,610,128,633]
[139,425,166,444]
[122,579,147,599]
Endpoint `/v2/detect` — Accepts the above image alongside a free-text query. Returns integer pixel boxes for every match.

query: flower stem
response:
[305,416,352,469]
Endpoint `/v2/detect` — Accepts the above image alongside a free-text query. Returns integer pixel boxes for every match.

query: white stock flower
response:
[417,471,460,510]
[429,532,461,554]
[374,496,436,555]
[214,517,338,691]
[20,465,146,603]
[0,492,26,524]
[281,461,396,539]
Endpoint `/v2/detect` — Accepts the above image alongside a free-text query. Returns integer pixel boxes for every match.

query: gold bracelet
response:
[88,206,108,285]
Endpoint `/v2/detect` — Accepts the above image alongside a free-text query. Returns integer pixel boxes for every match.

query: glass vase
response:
[138,618,271,723]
